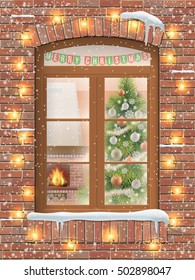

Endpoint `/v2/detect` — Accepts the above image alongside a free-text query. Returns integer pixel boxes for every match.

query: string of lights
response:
[6,14,186,245]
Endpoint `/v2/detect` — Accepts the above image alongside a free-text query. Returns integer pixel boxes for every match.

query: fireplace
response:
[46,163,87,205]
[47,164,70,188]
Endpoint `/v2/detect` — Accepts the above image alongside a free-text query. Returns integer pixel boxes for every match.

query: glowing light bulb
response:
[168,31,175,38]
[18,87,26,97]
[149,242,158,250]
[17,62,23,70]
[170,218,177,226]
[132,21,138,28]
[20,133,26,145]
[80,19,88,27]
[166,159,174,167]
[67,241,75,250]
[12,110,18,119]
[32,231,38,240]
[165,112,175,120]
[174,187,182,195]
[16,157,23,163]
[107,232,114,242]
[53,16,62,24]
[171,136,180,144]
[16,211,23,218]
[21,32,29,40]
[178,82,185,90]
[24,189,31,196]
[111,12,119,21]
[167,54,173,61]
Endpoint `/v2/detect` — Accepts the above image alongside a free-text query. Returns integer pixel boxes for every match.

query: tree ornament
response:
[131,179,141,189]
[138,123,144,130]
[108,107,116,117]
[111,148,123,161]
[123,141,129,147]
[119,89,125,96]
[124,156,133,162]
[140,141,147,151]
[130,132,140,142]
[129,98,135,104]
[121,102,129,111]
[135,110,143,118]
[117,117,127,127]
[109,136,117,145]
[122,168,128,174]
[132,151,140,160]
[111,175,122,187]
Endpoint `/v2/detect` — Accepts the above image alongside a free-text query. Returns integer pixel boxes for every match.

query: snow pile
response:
[120,11,165,45]
[27,209,169,233]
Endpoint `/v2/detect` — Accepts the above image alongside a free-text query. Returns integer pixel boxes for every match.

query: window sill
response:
[27,209,169,233]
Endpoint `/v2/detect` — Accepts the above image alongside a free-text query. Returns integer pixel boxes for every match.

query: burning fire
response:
[48,167,67,186]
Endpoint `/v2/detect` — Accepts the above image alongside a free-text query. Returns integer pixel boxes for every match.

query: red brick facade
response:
[0,0,195,259]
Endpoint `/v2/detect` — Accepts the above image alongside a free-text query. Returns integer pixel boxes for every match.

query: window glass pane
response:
[105,78,147,119]
[47,78,89,119]
[105,121,147,162]
[47,164,89,205]
[47,121,89,162]
[105,164,147,205]
[44,45,151,66]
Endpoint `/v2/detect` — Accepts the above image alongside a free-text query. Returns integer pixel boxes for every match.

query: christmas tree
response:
[105,78,147,205]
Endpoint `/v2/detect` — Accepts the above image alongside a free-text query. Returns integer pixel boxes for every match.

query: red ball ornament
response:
[124,156,133,162]
[119,89,125,96]
[111,175,122,187]
[140,141,147,151]
[117,117,127,127]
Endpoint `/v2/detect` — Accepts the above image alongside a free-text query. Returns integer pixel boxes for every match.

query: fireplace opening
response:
[47,164,70,188]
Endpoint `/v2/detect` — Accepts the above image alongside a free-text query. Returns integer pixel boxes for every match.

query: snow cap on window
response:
[120,11,165,45]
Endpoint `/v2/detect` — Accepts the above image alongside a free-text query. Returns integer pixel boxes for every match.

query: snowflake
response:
[129,98,135,104]
[137,123,144,130]
[132,151,140,159]
[123,141,129,147]
[122,168,128,174]
[125,110,134,118]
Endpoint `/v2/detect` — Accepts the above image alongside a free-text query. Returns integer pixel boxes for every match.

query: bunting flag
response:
[44,51,149,66]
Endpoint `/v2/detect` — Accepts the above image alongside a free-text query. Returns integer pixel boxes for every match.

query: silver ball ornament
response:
[135,110,143,118]
[131,179,141,189]
[109,136,117,145]
[108,107,116,117]
[130,132,140,142]
[111,148,123,161]
[121,102,129,111]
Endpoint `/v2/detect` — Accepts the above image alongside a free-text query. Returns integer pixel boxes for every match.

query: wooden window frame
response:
[35,37,159,213]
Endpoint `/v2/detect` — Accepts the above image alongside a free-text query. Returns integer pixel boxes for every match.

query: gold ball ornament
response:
[111,175,122,187]
[140,141,147,151]
[119,89,125,96]
[117,117,127,127]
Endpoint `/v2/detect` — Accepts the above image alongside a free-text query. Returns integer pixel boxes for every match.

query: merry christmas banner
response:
[44,51,150,66]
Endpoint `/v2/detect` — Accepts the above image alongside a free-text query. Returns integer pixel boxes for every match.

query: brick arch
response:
[27,17,164,48]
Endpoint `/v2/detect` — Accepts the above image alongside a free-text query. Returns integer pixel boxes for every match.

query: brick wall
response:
[0,0,195,259]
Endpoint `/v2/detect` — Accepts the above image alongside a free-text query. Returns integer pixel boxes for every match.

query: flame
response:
[48,167,67,186]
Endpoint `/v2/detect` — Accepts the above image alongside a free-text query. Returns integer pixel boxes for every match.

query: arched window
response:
[36,37,159,212]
